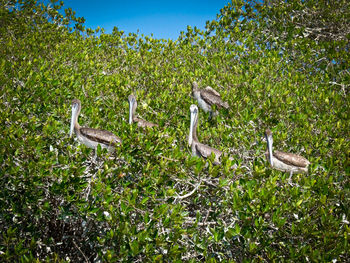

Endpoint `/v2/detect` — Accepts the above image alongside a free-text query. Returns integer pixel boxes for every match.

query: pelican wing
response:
[204,86,221,97]
[195,143,222,164]
[80,127,122,146]
[274,150,310,168]
[135,117,158,128]
[201,89,229,109]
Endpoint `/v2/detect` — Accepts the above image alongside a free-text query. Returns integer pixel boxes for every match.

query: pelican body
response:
[192,81,229,117]
[265,129,310,174]
[128,95,158,128]
[188,104,222,164]
[69,99,122,151]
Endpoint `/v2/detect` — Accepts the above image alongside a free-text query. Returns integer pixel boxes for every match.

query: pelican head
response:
[189,104,198,146]
[265,129,274,166]
[192,81,198,91]
[128,95,137,124]
[70,99,81,137]
[192,81,200,99]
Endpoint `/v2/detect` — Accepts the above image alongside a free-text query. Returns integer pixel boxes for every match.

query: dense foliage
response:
[1,0,349,261]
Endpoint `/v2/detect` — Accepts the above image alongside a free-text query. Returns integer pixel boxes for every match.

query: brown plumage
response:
[128,95,158,128]
[70,99,122,151]
[265,129,310,174]
[273,151,310,168]
[192,81,229,117]
[188,104,222,164]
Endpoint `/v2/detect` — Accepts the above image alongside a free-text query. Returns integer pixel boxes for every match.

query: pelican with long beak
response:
[265,129,310,174]
[192,81,229,119]
[70,99,122,151]
[128,95,158,128]
[188,104,222,164]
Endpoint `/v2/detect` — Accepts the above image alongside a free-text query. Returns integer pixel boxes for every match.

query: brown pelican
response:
[265,129,310,175]
[192,81,229,119]
[69,99,122,152]
[188,104,222,164]
[128,95,158,128]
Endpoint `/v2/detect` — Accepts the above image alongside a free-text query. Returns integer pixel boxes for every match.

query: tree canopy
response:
[0,0,349,261]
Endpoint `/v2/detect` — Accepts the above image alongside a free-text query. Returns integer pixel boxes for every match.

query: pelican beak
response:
[70,104,78,137]
[128,99,133,124]
[188,110,195,146]
[266,135,273,166]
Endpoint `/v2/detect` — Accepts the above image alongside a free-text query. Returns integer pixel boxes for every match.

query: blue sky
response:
[53,0,231,40]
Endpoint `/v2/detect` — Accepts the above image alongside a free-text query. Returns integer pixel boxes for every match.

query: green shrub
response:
[0,0,349,261]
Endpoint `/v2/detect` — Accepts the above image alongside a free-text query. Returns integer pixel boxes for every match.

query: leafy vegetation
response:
[0,0,349,261]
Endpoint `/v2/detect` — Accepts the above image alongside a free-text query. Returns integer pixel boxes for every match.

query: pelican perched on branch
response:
[192,81,229,119]
[188,104,222,164]
[128,95,158,128]
[69,99,122,152]
[265,129,310,175]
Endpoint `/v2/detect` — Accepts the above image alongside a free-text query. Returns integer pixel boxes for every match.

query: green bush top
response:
[0,0,349,261]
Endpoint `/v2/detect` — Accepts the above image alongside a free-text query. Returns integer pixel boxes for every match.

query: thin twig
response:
[174,180,201,201]
[184,219,218,226]
[73,239,89,263]
[158,155,179,162]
